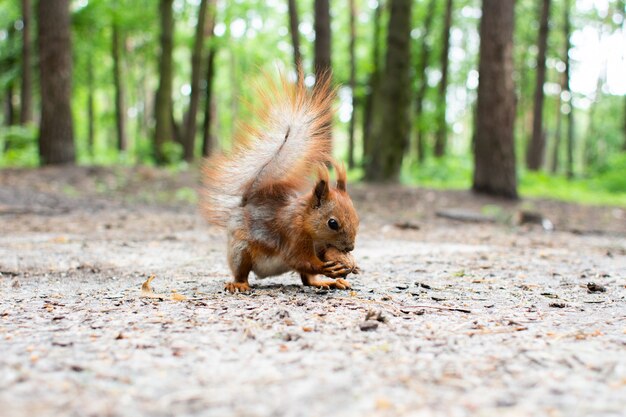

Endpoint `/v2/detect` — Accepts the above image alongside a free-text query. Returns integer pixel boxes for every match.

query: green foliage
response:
[0,125,38,166]
[520,170,626,206]
[0,0,624,208]
[402,156,472,189]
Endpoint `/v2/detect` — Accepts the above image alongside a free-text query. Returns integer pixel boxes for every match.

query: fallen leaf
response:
[141,275,156,294]
[171,291,187,301]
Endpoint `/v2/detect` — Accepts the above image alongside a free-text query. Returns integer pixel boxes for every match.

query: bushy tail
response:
[201,72,335,227]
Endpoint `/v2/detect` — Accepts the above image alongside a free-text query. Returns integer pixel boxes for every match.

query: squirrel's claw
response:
[322,261,353,278]
[224,282,251,293]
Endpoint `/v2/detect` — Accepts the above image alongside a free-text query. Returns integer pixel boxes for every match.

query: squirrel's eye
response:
[327,218,339,231]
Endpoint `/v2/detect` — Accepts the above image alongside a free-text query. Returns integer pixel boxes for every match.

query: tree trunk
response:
[5,86,16,127]
[347,0,357,168]
[472,0,517,198]
[21,0,33,124]
[4,25,17,127]
[202,4,217,157]
[182,0,209,162]
[287,0,302,79]
[414,0,437,162]
[112,21,128,152]
[564,1,574,179]
[623,94,626,151]
[154,0,175,164]
[433,0,453,157]
[37,0,75,165]
[526,0,551,171]
[364,0,413,182]
[550,72,565,174]
[362,0,383,163]
[87,58,95,157]
[313,0,331,81]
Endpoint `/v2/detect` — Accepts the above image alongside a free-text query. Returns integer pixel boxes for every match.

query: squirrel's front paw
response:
[304,276,351,290]
[322,260,353,278]
[224,282,251,293]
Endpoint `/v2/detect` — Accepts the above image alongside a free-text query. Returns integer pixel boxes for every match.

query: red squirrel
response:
[200,72,360,293]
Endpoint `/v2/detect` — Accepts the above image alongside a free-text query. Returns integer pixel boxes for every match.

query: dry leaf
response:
[141,275,187,301]
[141,275,156,294]
[171,291,187,302]
[141,275,163,299]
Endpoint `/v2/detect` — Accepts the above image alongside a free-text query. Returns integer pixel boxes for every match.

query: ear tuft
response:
[332,160,347,192]
[312,164,330,208]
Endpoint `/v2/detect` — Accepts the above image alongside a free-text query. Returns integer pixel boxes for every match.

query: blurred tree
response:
[87,59,95,156]
[202,1,217,157]
[347,0,356,168]
[362,0,383,163]
[182,0,210,162]
[112,20,128,152]
[563,0,574,179]
[434,0,452,158]
[37,0,75,165]
[364,0,412,182]
[414,0,437,162]
[287,0,301,80]
[4,25,17,127]
[623,96,626,151]
[550,71,565,174]
[472,0,517,198]
[20,0,32,124]
[526,0,551,171]
[154,0,174,164]
[314,0,331,81]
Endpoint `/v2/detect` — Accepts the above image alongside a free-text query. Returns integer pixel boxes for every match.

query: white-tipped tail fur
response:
[201,72,334,227]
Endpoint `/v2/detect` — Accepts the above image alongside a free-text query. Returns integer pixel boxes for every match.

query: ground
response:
[1,166,625,417]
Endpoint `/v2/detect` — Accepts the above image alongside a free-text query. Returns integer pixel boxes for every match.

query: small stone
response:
[549,302,567,308]
[586,282,606,293]
[359,321,379,331]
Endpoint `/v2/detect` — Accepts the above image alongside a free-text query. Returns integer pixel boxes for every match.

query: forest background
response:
[0,0,625,205]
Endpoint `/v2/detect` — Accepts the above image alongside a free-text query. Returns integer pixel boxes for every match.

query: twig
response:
[401,305,472,314]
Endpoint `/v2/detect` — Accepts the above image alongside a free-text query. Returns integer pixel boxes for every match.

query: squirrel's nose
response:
[345,244,354,252]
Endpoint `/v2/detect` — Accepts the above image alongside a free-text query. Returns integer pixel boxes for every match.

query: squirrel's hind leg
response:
[300,274,351,290]
[225,241,252,293]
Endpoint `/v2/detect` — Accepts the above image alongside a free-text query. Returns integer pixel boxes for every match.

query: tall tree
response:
[37,0,75,165]
[526,0,551,171]
[364,0,413,182]
[202,2,217,157]
[550,71,565,173]
[347,0,357,168]
[182,0,209,162]
[362,0,383,161]
[87,58,95,156]
[313,0,331,81]
[472,0,517,198]
[112,20,127,152]
[4,25,17,127]
[154,0,174,164]
[287,0,302,80]
[20,0,33,124]
[414,0,437,162]
[623,95,626,151]
[563,0,574,179]
[433,0,453,157]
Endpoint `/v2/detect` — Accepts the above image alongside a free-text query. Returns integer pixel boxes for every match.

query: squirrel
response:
[200,72,360,293]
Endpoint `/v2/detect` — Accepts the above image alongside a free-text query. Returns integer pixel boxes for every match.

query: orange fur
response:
[200,71,335,227]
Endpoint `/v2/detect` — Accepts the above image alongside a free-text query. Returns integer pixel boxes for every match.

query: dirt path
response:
[1,167,625,417]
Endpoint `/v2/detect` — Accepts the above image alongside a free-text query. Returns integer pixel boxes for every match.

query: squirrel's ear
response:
[332,160,347,192]
[312,179,329,208]
[312,165,330,208]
